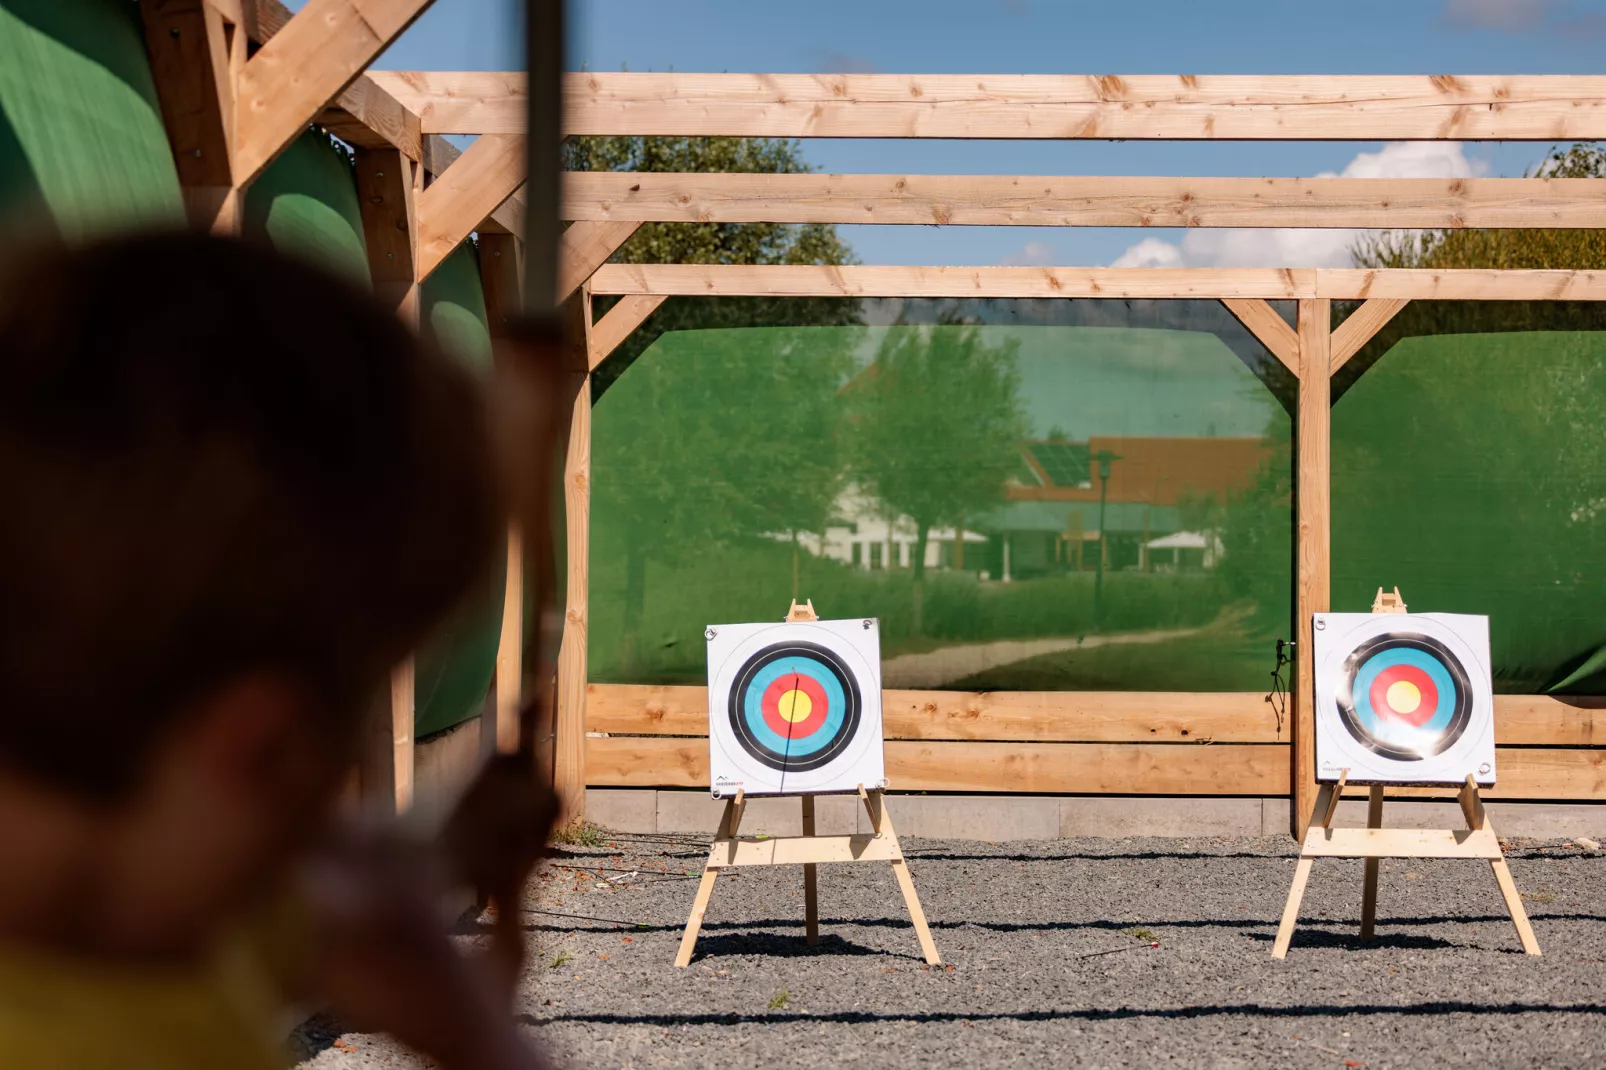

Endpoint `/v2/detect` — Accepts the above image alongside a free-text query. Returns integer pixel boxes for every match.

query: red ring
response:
[761,672,829,739]
[1368,663,1438,728]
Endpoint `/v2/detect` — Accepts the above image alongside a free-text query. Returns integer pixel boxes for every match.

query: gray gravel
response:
[294,833,1606,1069]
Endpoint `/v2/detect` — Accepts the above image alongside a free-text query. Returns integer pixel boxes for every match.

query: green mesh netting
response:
[0,0,183,239]
[243,131,370,285]
[589,298,1295,693]
[1333,308,1606,694]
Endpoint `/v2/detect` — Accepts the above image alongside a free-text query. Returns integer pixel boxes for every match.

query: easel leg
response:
[801,794,819,946]
[674,796,739,968]
[1460,777,1541,957]
[1273,782,1333,960]
[867,791,941,966]
[1360,784,1384,940]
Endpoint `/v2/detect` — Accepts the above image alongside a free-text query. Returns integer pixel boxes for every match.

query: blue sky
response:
[318,0,1606,266]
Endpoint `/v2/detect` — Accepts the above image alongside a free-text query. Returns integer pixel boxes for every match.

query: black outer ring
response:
[1335,632,1473,762]
[727,641,863,773]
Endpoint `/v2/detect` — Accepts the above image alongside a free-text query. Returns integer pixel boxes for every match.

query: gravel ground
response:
[294,832,1605,1069]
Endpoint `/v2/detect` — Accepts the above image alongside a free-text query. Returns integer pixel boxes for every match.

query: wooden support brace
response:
[233,0,437,186]
[559,221,642,304]
[1330,298,1410,373]
[1359,784,1384,939]
[1220,298,1299,376]
[589,294,667,369]
[415,133,528,282]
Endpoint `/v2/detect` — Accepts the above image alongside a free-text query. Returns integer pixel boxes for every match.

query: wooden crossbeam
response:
[234,0,436,186]
[561,172,1606,229]
[559,222,642,304]
[369,72,1606,140]
[589,265,1606,302]
[1331,298,1411,372]
[589,294,666,369]
[1220,299,1299,375]
[414,133,527,282]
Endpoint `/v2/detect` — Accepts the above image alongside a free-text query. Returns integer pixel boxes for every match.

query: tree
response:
[845,323,1028,634]
[570,134,861,675]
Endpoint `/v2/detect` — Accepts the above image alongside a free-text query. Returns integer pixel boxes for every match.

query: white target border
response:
[1313,612,1496,785]
[706,618,887,798]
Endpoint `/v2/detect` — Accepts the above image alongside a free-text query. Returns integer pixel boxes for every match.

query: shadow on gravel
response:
[1244,929,1456,950]
[687,931,924,961]
[521,1000,1606,1030]
[904,851,1294,862]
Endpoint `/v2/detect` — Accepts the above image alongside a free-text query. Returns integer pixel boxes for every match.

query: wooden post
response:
[801,794,819,945]
[554,289,593,820]
[1360,784,1385,939]
[1293,298,1332,839]
[481,232,526,754]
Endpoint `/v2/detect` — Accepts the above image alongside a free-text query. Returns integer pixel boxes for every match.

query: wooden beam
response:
[421,136,526,235]
[588,294,666,369]
[586,684,1285,743]
[562,172,1606,229]
[354,147,420,317]
[479,232,524,339]
[591,264,1606,302]
[139,0,246,233]
[555,292,593,819]
[559,221,641,303]
[233,0,436,186]
[413,133,526,282]
[365,73,1606,140]
[591,264,1315,300]
[479,231,524,755]
[1330,298,1410,373]
[1293,298,1332,840]
[1220,299,1299,376]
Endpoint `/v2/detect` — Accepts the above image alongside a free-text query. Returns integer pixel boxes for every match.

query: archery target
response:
[1314,613,1495,785]
[706,618,885,797]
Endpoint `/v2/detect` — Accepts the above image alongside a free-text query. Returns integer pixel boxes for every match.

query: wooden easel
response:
[1272,588,1542,958]
[674,599,941,967]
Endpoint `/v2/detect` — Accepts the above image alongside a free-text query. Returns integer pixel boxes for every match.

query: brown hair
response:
[0,233,501,799]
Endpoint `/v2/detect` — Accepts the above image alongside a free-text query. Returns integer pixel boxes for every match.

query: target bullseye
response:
[728,641,863,775]
[1337,633,1472,762]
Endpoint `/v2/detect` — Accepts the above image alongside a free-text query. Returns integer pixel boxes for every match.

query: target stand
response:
[676,601,939,968]
[1272,589,1541,959]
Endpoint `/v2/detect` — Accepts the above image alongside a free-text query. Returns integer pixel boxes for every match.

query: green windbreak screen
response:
[1333,302,1606,695]
[589,298,1296,693]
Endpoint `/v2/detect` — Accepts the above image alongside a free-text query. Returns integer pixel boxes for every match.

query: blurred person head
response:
[0,232,500,957]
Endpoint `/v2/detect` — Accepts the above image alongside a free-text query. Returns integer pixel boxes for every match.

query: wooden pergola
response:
[137,1,1606,838]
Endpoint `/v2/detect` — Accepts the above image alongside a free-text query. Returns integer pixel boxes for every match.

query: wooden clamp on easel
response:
[675,598,941,968]
[1272,588,1541,958]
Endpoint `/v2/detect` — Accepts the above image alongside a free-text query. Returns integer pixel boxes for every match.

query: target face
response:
[1336,633,1472,761]
[1314,613,1495,785]
[707,618,885,797]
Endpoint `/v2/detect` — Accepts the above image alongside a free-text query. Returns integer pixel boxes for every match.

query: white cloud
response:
[998,240,1055,266]
[1107,142,1487,269]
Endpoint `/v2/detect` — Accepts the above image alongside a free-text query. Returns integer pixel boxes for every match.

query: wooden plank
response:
[389,659,415,813]
[590,264,1316,300]
[478,232,524,340]
[233,0,436,186]
[1294,299,1332,839]
[1300,827,1504,859]
[555,293,593,820]
[363,73,1606,140]
[585,683,1284,743]
[559,222,642,303]
[589,294,666,369]
[708,832,905,868]
[1330,298,1409,373]
[1495,695,1606,746]
[421,135,526,233]
[1318,269,1606,301]
[562,172,1606,229]
[414,133,527,282]
[139,0,243,234]
[354,147,419,317]
[587,738,1291,795]
[1220,299,1299,376]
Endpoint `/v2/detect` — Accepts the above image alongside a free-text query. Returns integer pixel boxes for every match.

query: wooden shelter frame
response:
[133,3,1606,837]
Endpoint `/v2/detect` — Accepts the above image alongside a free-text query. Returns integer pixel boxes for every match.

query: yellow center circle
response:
[778,689,812,723]
[1386,679,1422,714]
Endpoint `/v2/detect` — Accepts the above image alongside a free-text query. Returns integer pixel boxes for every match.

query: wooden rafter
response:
[589,294,667,369]
[1330,298,1411,372]
[368,72,1606,140]
[590,264,1606,302]
[415,133,527,282]
[233,0,436,186]
[562,172,1606,229]
[558,221,641,304]
[1220,299,1299,375]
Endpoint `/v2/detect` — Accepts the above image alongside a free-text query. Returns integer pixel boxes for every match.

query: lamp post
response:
[1091,448,1121,631]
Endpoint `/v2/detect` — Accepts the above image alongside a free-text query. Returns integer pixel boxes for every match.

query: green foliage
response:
[767,990,791,1010]
[845,324,1029,632]
[551,820,607,848]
